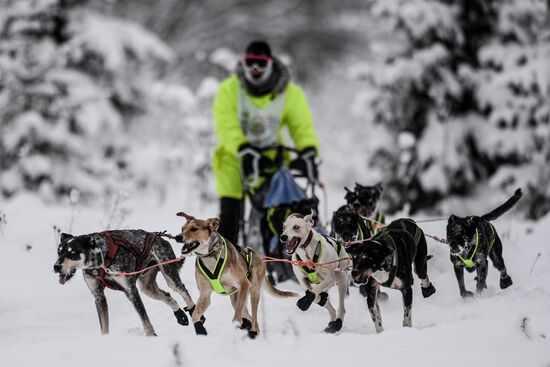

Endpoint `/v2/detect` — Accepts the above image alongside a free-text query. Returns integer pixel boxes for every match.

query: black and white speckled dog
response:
[446,188,522,298]
[345,218,436,333]
[53,230,196,336]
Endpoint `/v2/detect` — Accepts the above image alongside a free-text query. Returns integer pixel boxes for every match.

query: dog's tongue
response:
[59,275,67,285]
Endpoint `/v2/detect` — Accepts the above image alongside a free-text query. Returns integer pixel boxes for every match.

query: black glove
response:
[238,143,276,180]
[289,147,318,182]
[238,143,263,179]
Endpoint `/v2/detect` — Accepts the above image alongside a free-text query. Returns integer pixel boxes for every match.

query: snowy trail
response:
[1,193,549,367]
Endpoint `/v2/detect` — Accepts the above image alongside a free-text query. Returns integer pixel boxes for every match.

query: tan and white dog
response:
[174,212,298,339]
[280,212,350,333]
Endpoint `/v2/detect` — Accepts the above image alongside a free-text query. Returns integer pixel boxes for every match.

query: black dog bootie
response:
[297,290,316,311]
[500,275,513,289]
[422,283,436,298]
[324,318,343,333]
[194,321,207,335]
[173,308,189,326]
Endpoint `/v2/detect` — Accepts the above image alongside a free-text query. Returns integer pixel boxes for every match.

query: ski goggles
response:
[241,54,273,71]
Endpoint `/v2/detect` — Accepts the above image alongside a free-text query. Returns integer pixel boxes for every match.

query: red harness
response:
[85,231,157,290]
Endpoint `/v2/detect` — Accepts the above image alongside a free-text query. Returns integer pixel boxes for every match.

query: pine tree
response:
[354,0,549,218]
[0,0,173,200]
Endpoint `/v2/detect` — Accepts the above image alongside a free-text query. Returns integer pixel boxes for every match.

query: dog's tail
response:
[481,188,522,221]
[264,277,299,298]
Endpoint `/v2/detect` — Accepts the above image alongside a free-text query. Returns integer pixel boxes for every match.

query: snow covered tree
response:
[352,0,550,218]
[0,0,174,200]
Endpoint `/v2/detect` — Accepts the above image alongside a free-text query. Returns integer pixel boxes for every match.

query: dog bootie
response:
[173,308,189,326]
[248,330,258,339]
[185,305,206,324]
[324,318,343,333]
[421,283,436,298]
[240,318,252,330]
[194,321,207,336]
[500,275,513,289]
[297,290,316,311]
[460,290,474,298]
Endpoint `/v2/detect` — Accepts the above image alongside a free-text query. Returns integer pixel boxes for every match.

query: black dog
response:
[346,218,436,333]
[334,183,385,239]
[332,183,387,299]
[446,188,522,298]
[53,230,197,336]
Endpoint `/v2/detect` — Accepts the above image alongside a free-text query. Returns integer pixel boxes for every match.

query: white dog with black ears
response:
[280,212,351,333]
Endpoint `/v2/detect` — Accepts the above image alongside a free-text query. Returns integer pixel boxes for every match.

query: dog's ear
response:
[79,235,96,249]
[354,182,365,190]
[344,186,352,193]
[448,214,457,223]
[177,212,196,222]
[60,233,73,242]
[207,218,220,232]
[304,211,315,226]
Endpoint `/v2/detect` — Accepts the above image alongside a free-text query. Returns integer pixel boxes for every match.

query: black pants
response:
[218,197,241,245]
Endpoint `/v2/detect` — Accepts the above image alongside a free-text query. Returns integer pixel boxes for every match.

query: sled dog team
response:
[53,187,522,338]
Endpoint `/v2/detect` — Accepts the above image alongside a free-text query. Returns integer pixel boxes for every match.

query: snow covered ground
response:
[1,189,549,367]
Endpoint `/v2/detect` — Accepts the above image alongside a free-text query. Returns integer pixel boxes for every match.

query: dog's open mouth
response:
[59,268,76,285]
[181,241,200,255]
[285,237,301,254]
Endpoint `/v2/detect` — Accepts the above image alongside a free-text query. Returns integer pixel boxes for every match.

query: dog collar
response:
[300,231,314,249]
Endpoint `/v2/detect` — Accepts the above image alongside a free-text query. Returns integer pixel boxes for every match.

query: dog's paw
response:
[194,321,207,336]
[324,318,343,333]
[173,308,189,326]
[317,292,328,307]
[378,291,389,301]
[500,275,513,289]
[240,318,252,331]
[297,290,316,311]
[421,283,436,298]
[185,305,206,324]
[248,330,258,339]
[460,290,475,298]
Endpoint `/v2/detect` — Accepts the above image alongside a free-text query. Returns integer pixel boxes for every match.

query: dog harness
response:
[458,224,496,268]
[296,240,323,284]
[196,236,253,295]
[366,211,384,236]
[86,231,157,290]
[376,233,399,288]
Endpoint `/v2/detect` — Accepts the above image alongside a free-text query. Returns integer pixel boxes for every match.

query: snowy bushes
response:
[352,0,550,219]
[0,0,209,203]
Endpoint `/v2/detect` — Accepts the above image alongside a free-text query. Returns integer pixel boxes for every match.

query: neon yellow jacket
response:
[212,74,319,199]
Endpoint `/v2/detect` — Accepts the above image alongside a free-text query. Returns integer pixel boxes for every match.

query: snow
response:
[1,190,549,367]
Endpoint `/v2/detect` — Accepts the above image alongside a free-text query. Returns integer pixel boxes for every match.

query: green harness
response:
[196,237,253,295]
[296,240,323,284]
[458,224,496,268]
